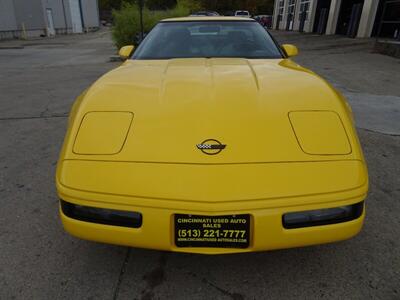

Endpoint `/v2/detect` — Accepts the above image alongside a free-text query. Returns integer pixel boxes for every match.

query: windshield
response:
[132,21,283,60]
[236,11,249,16]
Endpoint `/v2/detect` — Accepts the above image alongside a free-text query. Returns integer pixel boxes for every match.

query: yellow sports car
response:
[57,17,368,254]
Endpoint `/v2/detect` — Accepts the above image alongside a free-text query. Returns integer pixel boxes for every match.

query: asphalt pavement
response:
[0,29,399,299]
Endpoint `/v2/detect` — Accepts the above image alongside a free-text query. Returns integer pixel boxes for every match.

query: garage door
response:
[69,0,83,33]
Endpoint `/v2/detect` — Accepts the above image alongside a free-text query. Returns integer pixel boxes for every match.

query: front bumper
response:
[59,196,365,254]
[57,159,368,254]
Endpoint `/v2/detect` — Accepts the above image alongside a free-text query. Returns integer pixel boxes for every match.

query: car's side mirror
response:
[119,45,135,60]
[281,44,298,57]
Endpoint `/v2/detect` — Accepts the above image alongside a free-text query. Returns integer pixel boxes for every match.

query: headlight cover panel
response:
[289,111,351,155]
[73,111,133,155]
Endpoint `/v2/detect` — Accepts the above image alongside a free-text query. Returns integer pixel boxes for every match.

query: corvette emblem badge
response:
[196,139,226,155]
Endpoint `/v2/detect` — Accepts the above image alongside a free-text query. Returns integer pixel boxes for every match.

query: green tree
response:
[112,1,191,48]
[111,0,274,48]
[99,0,132,10]
[146,0,177,10]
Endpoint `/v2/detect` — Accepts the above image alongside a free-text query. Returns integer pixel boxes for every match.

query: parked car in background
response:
[254,15,273,28]
[190,11,220,17]
[234,10,250,17]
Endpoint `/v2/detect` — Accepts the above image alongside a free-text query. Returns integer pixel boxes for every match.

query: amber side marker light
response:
[61,200,142,228]
[282,201,364,229]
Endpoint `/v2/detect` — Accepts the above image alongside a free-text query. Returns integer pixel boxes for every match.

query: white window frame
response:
[299,0,311,21]
[278,0,285,21]
[287,0,296,15]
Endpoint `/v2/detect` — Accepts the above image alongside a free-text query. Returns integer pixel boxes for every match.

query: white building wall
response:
[0,0,99,39]
[81,0,100,29]
[357,0,380,37]
[280,0,288,29]
[41,0,69,30]
[306,0,318,32]
[0,0,17,31]
[274,0,318,33]
[68,0,83,33]
[272,0,289,30]
[273,0,380,38]
[325,0,342,34]
[292,1,301,31]
[273,0,280,29]
[62,0,75,32]
[13,0,46,30]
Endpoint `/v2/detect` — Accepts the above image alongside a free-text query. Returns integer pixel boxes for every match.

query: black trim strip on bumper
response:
[60,200,142,228]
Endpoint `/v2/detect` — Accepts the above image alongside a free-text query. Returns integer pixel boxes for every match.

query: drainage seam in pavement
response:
[357,127,400,137]
[0,115,68,121]
[113,248,131,300]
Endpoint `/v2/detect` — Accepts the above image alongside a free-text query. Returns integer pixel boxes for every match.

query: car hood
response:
[63,58,360,164]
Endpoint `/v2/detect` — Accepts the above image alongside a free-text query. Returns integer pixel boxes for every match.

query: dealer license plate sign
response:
[175,214,250,248]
